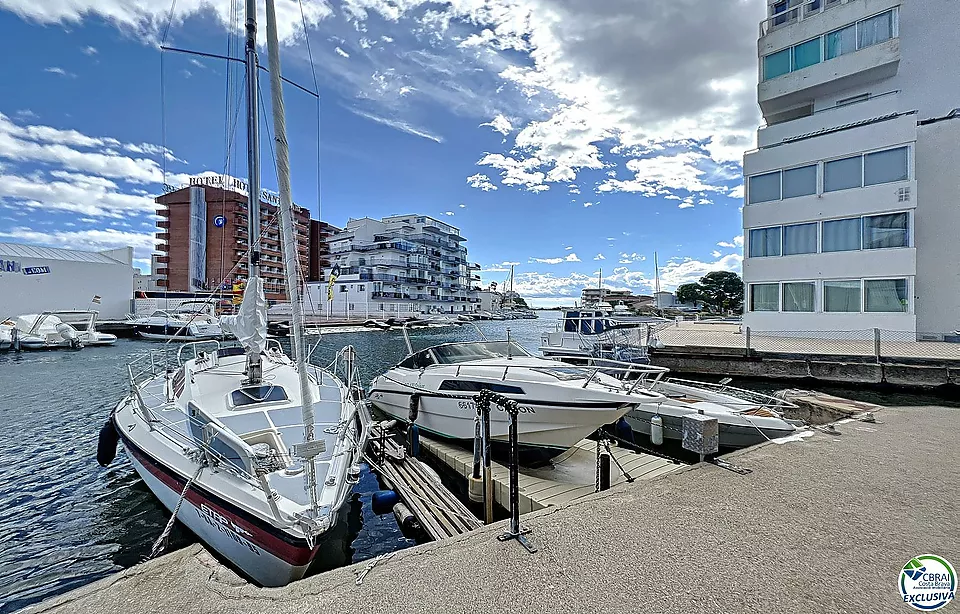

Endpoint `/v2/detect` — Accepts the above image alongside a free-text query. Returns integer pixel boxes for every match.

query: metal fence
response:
[652,324,960,362]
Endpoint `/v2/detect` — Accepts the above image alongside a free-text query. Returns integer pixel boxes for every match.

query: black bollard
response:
[492,391,536,553]
[480,395,493,524]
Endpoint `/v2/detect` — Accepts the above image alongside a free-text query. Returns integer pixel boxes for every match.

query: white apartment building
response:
[742,0,960,338]
[316,214,481,317]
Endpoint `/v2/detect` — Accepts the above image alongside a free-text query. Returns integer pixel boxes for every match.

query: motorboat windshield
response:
[399,341,531,368]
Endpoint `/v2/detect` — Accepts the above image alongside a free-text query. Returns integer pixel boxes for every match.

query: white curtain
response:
[865,279,907,313]
[824,281,861,312]
[822,218,861,252]
[783,283,815,312]
[783,223,817,255]
[858,11,893,49]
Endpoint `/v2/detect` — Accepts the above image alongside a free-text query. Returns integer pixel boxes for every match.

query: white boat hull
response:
[369,380,636,455]
[124,437,311,585]
[137,331,221,342]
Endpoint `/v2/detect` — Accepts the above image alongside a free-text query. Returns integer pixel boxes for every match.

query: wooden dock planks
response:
[365,428,482,541]
[419,435,685,513]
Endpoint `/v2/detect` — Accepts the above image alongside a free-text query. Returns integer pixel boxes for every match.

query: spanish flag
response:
[327,264,341,302]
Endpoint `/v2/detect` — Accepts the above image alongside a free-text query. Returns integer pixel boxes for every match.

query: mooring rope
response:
[147,463,205,560]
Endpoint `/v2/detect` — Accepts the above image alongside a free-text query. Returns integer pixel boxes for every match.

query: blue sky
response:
[0,0,760,306]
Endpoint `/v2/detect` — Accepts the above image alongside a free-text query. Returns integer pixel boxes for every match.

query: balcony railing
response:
[760,0,845,36]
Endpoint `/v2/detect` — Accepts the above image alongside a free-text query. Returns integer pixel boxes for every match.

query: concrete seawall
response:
[27,405,960,614]
[650,348,960,388]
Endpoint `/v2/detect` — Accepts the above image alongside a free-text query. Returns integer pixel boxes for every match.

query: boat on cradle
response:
[539,309,666,363]
[1,311,117,350]
[127,301,224,341]
[100,0,368,587]
[606,367,801,449]
[368,326,667,463]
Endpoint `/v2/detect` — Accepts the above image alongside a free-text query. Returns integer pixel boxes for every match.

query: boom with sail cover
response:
[220,276,267,355]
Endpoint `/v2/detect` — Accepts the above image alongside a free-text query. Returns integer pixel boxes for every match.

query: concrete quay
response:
[28,405,959,614]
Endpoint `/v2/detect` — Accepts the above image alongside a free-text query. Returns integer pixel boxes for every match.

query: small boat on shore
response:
[1,311,117,350]
[127,301,224,341]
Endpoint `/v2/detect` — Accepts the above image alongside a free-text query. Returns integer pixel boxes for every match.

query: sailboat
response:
[100,1,368,586]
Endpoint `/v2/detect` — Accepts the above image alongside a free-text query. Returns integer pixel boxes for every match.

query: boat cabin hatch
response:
[230,385,289,407]
[398,341,532,369]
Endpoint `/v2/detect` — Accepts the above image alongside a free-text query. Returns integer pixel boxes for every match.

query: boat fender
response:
[371,490,401,515]
[392,502,420,532]
[96,419,120,466]
[614,417,635,445]
[408,394,420,423]
[651,415,664,446]
[56,322,79,342]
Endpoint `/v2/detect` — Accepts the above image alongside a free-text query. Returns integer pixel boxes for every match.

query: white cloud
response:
[459,203,466,208]
[529,252,581,265]
[346,107,443,143]
[480,114,513,136]
[568,184,580,194]
[582,202,594,207]
[593,253,605,260]
[441,211,454,216]
[1,0,331,45]
[476,153,547,192]
[81,46,97,55]
[727,184,745,199]
[44,66,75,78]
[711,250,721,258]
[0,112,190,218]
[335,46,350,58]
[658,254,743,290]
[618,252,645,264]
[564,246,573,251]
[717,235,744,249]
[678,197,695,209]
[597,152,727,198]
[0,227,155,260]
[466,173,498,192]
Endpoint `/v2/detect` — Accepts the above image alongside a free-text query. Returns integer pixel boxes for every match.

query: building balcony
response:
[756,89,900,148]
[155,268,169,276]
[156,243,169,251]
[157,220,170,229]
[469,262,481,270]
[156,209,170,217]
[155,232,170,241]
[758,0,900,121]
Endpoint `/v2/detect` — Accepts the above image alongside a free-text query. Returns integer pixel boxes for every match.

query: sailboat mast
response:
[654,251,661,310]
[243,0,261,279]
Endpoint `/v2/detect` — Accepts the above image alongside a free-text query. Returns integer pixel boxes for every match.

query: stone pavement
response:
[28,406,959,614]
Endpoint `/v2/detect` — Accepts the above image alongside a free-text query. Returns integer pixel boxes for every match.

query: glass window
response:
[782,165,817,198]
[858,10,894,49]
[748,171,781,203]
[793,38,822,70]
[863,213,909,249]
[864,278,908,312]
[825,24,857,59]
[822,218,862,252]
[783,282,815,312]
[864,146,908,186]
[824,280,862,312]
[783,223,818,255]
[749,227,782,258]
[750,284,780,312]
[231,386,288,407]
[763,49,792,80]
[824,155,862,192]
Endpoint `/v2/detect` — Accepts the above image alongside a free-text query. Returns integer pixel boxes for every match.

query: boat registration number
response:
[197,503,261,555]
[457,400,536,414]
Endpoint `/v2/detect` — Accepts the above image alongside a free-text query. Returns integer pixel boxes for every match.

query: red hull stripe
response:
[119,429,318,567]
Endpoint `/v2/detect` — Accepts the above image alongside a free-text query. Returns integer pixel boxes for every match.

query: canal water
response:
[1,312,952,612]
[0,316,559,613]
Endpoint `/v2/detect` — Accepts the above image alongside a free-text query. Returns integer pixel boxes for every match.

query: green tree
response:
[697,271,744,313]
[675,283,702,307]
[512,296,529,309]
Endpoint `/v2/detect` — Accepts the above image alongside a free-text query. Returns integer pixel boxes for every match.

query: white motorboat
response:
[0,320,12,351]
[539,309,664,363]
[128,301,224,341]
[611,368,800,449]
[3,311,117,350]
[368,331,666,461]
[99,1,368,587]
